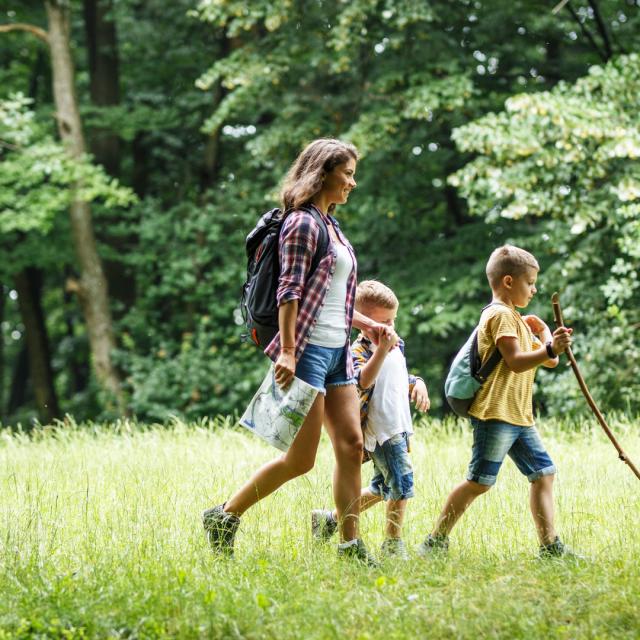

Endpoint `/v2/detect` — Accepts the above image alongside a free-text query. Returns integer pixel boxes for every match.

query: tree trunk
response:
[14,268,60,423]
[83,0,120,175]
[200,80,223,192]
[8,345,29,416]
[0,285,4,420]
[83,0,135,312]
[63,267,89,395]
[444,184,466,228]
[131,131,148,198]
[45,0,124,410]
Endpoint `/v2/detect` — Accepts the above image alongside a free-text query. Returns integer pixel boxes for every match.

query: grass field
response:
[1,416,639,639]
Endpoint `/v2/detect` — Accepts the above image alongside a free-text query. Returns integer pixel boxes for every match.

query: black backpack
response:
[240,205,329,348]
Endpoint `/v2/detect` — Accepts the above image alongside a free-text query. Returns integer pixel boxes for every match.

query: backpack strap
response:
[472,302,504,383]
[285,205,330,277]
[474,338,502,383]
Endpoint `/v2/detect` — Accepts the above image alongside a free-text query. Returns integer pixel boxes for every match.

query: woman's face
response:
[321,157,357,206]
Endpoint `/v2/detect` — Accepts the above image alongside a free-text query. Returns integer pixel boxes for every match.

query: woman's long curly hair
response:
[280,138,358,214]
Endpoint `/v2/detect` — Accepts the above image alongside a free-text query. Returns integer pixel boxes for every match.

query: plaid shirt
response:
[351,335,418,431]
[264,205,357,377]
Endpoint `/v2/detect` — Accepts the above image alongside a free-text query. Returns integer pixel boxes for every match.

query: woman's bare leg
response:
[332,488,381,522]
[224,393,325,516]
[323,384,363,542]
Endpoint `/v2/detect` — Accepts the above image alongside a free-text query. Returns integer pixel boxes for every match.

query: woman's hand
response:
[378,328,399,353]
[411,379,431,412]
[274,349,296,387]
[362,322,395,346]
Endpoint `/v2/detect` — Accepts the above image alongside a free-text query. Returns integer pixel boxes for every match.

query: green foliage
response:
[114,181,272,421]
[449,54,640,413]
[3,0,640,421]
[0,94,135,236]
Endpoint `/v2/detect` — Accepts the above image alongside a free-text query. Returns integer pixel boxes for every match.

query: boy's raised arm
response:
[356,330,398,389]
[497,325,572,373]
[523,314,560,368]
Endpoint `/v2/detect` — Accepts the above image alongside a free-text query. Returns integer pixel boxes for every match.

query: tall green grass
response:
[1,416,639,639]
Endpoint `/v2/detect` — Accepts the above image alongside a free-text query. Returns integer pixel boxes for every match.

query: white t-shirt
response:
[308,242,353,348]
[363,346,413,452]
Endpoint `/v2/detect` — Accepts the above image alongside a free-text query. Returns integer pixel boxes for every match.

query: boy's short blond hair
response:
[486,245,539,290]
[356,280,398,312]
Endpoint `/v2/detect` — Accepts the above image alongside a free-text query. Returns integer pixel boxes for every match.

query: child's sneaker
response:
[338,538,378,567]
[202,503,240,556]
[417,533,449,558]
[311,509,337,542]
[380,537,409,560]
[539,536,584,561]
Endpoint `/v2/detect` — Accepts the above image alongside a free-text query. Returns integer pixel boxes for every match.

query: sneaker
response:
[539,536,584,561]
[311,509,338,542]
[338,539,378,567]
[380,537,409,560]
[417,533,449,558]
[202,503,240,556]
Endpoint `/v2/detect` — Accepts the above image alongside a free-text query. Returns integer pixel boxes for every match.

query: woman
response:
[203,139,386,564]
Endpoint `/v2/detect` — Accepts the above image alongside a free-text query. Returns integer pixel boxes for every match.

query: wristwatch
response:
[545,341,556,358]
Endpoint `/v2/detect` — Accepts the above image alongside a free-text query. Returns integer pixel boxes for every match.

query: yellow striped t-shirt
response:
[468,304,540,426]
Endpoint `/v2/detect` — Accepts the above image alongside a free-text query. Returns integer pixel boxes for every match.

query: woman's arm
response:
[273,211,318,387]
[353,309,390,344]
[276,212,319,307]
[274,300,298,387]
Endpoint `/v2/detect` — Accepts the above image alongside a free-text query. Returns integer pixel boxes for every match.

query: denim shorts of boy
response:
[467,418,556,486]
[368,432,414,501]
[295,343,355,395]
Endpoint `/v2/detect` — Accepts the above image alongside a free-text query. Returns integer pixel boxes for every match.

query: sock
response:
[338,539,358,549]
[221,502,240,520]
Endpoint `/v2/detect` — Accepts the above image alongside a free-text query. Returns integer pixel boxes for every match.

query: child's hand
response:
[551,326,573,355]
[378,327,399,353]
[411,378,430,412]
[522,314,548,335]
[363,322,393,346]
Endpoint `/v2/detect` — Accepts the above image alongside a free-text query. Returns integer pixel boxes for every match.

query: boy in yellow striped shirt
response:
[419,245,578,558]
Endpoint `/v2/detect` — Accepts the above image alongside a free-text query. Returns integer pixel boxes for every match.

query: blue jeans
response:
[467,418,556,486]
[294,343,355,395]
[368,433,414,501]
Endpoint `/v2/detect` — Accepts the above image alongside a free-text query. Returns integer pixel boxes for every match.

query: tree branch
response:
[564,2,609,63]
[586,0,613,60]
[0,23,49,44]
[552,0,571,15]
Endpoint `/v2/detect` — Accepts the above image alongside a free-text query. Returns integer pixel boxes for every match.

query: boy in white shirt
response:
[312,280,430,559]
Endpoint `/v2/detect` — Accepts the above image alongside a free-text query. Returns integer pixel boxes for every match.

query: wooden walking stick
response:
[551,292,640,482]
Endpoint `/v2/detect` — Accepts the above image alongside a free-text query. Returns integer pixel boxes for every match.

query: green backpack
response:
[444,304,503,417]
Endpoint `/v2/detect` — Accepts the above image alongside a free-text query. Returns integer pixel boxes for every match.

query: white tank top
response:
[308,242,353,348]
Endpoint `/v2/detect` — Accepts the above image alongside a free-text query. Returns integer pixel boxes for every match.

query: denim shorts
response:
[467,418,556,486]
[295,343,355,395]
[368,432,414,501]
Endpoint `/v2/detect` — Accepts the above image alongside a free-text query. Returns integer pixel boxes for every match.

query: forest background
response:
[1,0,639,427]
